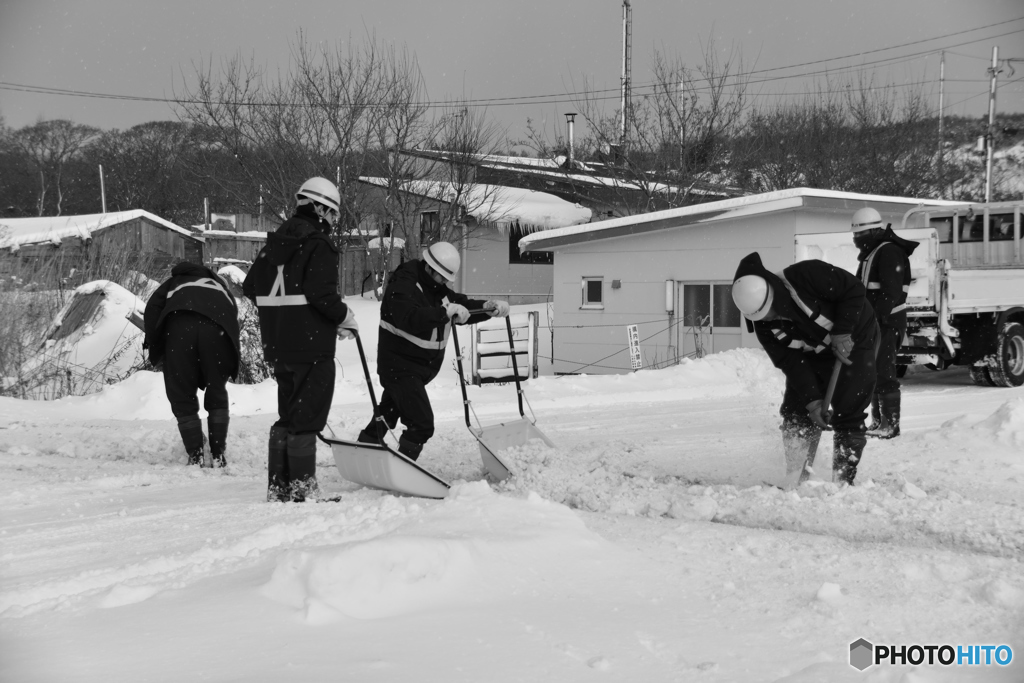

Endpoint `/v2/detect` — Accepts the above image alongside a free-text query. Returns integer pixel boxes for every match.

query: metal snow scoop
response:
[793,357,843,487]
[318,332,450,500]
[451,312,555,482]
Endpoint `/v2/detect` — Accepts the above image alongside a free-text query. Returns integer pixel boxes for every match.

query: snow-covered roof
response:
[519,187,968,252]
[359,177,592,233]
[201,230,267,239]
[402,148,733,197]
[367,236,406,250]
[0,210,197,249]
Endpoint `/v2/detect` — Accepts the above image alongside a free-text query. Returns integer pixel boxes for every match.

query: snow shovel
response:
[793,357,842,487]
[451,312,555,482]
[318,332,450,500]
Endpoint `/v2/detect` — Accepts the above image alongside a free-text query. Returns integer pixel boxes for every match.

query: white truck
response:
[796,200,1024,387]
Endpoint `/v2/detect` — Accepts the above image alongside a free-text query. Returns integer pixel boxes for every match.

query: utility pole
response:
[620,0,632,150]
[985,46,1001,202]
[98,164,107,213]
[937,51,945,198]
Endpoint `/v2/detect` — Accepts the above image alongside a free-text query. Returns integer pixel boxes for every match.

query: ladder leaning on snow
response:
[468,312,539,385]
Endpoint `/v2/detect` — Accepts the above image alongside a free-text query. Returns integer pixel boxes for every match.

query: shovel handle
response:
[822,358,842,426]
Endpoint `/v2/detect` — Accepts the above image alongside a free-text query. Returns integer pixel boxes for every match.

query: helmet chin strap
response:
[313,203,337,229]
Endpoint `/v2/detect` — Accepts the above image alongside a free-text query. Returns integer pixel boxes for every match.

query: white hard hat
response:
[851,207,883,233]
[296,177,340,213]
[732,275,773,321]
[422,242,460,282]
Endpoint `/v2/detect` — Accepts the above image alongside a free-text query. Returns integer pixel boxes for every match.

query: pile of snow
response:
[261,483,607,622]
[17,280,146,398]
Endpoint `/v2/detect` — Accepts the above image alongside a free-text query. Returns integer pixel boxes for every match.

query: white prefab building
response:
[519,188,964,375]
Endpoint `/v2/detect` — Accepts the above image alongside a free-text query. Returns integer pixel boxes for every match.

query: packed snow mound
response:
[260,482,608,622]
[17,280,146,398]
[526,347,782,406]
[927,398,1024,450]
[969,398,1024,447]
[217,265,247,287]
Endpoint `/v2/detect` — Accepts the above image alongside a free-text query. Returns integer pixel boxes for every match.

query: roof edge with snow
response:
[0,210,199,250]
[519,187,967,252]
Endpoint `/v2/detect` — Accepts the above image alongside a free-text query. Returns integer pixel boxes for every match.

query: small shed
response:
[519,187,964,375]
[0,210,202,276]
[201,230,267,267]
[358,177,591,304]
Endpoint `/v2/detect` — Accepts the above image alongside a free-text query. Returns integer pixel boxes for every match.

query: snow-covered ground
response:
[1,296,1022,682]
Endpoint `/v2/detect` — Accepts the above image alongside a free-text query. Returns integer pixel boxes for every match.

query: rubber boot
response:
[267,425,290,502]
[833,430,867,485]
[867,391,901,439]
[780,417,822,489]
[177,414,206,467]
[208,409,229,468]
[287,433,319,502]
[866,394,882,431]
[398,436,424,462]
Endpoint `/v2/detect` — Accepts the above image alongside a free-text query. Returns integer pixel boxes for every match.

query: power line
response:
[1,19,1021,111]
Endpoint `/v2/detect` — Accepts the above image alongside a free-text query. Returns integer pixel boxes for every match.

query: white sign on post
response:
[627,324,642,370]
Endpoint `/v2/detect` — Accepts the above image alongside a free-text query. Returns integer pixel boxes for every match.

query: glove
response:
[444,303,470,324]
[336,308,358,340]
[830,333,854,366]
[484,300,510,317]
[806,399,830,429]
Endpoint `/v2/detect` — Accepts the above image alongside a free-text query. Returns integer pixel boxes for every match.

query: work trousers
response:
[875,322,905,396]
[365,373,435,448]
[162,312,233,419]
[780,346,876,433]
[272,359,335,434]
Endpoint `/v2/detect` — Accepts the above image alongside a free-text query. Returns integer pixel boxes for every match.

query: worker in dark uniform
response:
[144,262,240,467]
[732,252,878,486]
[851,207,917,439]
[357,241,510,461]
[243,177,358,502]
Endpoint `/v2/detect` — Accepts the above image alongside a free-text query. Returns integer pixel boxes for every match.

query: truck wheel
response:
[988,322,1024,388]
[896,365,908,378]
[969,363,996,387]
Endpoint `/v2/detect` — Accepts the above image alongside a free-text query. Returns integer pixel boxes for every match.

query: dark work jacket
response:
[855,225,917,329]
[242,209,348,364]
[734,252,876,407]
[144,261,240,375]
[377,259,489,381]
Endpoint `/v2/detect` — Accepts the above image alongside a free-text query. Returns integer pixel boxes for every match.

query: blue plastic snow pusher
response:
[451,313,555,482]
[318,332,450,500]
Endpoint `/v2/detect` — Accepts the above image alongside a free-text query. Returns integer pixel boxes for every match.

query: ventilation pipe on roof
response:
[565,112,577,169]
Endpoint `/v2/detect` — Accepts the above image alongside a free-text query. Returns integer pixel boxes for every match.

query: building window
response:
[582,277,603,309]
[419,211,440,243]
[682,282,741,327]
[508,224,553,265]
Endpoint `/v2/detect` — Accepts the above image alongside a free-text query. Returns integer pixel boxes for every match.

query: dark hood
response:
[170,261,216,279]
[857,224,919,260]
[264,213,335,266]
[391,258,445,296]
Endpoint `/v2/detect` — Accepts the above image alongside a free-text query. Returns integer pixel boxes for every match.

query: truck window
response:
[991,214,1015,241]
[931,217,954,243]
[961,216,984,242]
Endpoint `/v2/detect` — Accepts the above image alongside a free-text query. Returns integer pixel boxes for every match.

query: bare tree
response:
[87,121,204,223]
[736,75,939,197]
[11,120,99,216]
[567,39,749,214]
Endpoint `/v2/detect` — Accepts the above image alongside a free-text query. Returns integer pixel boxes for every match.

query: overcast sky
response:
[1,0,1022,142]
